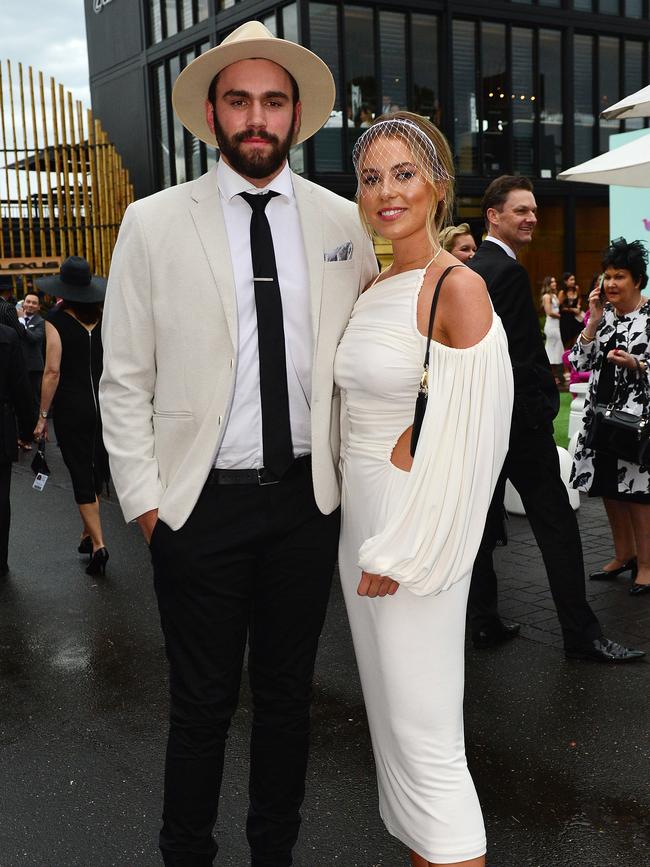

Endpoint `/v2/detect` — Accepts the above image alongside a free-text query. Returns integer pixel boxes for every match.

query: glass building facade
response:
[87,0,650,292]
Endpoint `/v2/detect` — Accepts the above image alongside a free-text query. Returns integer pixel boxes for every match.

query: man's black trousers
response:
[468,424,602,651]
[150,463,340,867]
[0,461,11,571]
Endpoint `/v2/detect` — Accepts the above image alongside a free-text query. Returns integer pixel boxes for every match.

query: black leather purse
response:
[585,401,650,465]
[585,346,650,465]
[30,438,51,476]
[410,264,460,457]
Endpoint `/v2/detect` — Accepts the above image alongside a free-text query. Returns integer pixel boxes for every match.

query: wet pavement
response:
[1,445,649,867]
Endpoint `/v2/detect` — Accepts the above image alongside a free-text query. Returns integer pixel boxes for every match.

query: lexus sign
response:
[94,0,114,12]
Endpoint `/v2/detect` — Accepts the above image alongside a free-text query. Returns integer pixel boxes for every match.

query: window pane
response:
[282,3,298,43]
[169,56,186,183]
[598,0,619,12]
[624,0,643,15]
[539,29,562,175]
[262,14,277,35]
[181,0,193,29]
[150,0,163,44]
[539,0,560,6]
[574,34,593,164]
[345,6,376,161]
[512,27,534,176]
[599,36,620,152]
[154,64,172,187]
[310,3,342,171]
[452,19,477,175]
[573,0,592,8]
[197,0,209,21]
[481,22,507,177]
[411,14,439,125]
[165,0,178,37]
[182,49,201,179]
[624,41,644,130]
[379,11,406,117]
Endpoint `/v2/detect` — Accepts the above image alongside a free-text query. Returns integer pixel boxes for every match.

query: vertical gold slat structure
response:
[38,71,57,258]
[28,67,47,258]
[7,61,26,258]
[67,90,84,260]
[58,83,75,256]
[87,108,101,274]
[76,101,92,263]
[96,122,110,276]
[0,59,134,287]
[49,75,66,259]
[0,63,11,259]
[18,63,36,259]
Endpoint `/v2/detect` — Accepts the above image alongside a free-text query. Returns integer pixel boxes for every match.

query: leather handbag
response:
[410,264,460,457]
[585,401,650,466]
[30,438,51,476]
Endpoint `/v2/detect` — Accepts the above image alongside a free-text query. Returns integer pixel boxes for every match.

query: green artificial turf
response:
[553,391,573,450]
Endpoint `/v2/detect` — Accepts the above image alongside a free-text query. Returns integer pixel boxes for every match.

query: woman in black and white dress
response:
[570,238,650,595]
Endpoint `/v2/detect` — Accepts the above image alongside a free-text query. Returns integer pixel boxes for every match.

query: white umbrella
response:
[601,83,650,120]
[557,132,650,187]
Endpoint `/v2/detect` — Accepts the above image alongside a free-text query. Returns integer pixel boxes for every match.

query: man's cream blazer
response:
[100,166,377,531]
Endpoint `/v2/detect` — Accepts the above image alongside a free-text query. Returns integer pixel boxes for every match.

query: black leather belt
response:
[207,455,311,486]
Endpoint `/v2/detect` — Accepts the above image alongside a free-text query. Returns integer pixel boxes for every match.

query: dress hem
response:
[382,815,487,864]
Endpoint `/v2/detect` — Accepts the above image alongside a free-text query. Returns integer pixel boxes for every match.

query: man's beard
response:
[213,114,294,179]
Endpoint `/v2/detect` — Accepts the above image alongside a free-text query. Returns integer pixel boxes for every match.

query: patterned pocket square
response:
[324,241,353,262]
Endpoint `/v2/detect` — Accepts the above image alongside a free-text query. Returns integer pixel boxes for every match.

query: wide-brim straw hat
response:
[35,256,106,303]
[172,20,335,148]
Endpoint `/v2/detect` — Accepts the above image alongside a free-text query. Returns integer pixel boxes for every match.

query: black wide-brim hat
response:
[35,256,107,303]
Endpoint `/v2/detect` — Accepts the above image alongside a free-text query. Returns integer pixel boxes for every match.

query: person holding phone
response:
[570,238,650,595]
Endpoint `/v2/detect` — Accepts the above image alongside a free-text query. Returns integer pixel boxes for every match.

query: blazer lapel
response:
[294,174,324,342]
[189,168,237,349]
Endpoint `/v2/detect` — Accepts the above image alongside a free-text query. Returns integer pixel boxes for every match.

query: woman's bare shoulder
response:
[430,264,493,348]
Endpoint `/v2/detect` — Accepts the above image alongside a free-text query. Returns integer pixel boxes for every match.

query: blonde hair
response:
[439,223,472,253]
[354,110,455,251]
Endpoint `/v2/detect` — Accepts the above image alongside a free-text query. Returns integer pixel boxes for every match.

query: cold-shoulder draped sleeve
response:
[357,317,514,596]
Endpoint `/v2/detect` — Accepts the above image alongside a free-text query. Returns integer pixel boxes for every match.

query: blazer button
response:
[218,415,222,425]
[230,358,234,368]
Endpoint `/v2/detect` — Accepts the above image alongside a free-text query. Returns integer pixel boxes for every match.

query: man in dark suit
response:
[0,323,34,577]
[20,292,45,413]
[468,174,644,663]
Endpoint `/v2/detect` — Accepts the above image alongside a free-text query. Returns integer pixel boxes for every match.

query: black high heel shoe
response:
[78,536,92,555]
[589,558,637,581]
[86,547,109,576]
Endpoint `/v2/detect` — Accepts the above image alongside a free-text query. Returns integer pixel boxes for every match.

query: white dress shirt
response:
[215,158,312,469]
[484,235,516,259]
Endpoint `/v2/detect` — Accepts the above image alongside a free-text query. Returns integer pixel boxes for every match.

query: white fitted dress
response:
[543,294,564,364]
[334,265,513,863]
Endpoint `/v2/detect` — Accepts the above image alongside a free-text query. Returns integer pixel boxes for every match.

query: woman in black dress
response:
[34,258,110,576]
[559,271,585,349]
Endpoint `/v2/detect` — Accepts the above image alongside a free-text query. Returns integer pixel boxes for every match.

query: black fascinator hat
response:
[602,238,649,291]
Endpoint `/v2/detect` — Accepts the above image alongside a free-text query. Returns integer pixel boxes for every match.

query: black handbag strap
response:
[422,264,462,370]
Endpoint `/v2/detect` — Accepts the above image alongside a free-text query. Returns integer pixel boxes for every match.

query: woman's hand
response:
[357,570,400,597]
[607,348,637,369]
[33,417,49,441]
[587,286,605,326]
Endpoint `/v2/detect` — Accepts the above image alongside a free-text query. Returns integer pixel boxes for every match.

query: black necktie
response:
[25,316,31,326]
[240,191,293,478]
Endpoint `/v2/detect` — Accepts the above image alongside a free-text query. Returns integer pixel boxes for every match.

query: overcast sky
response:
[0,0,90,106]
